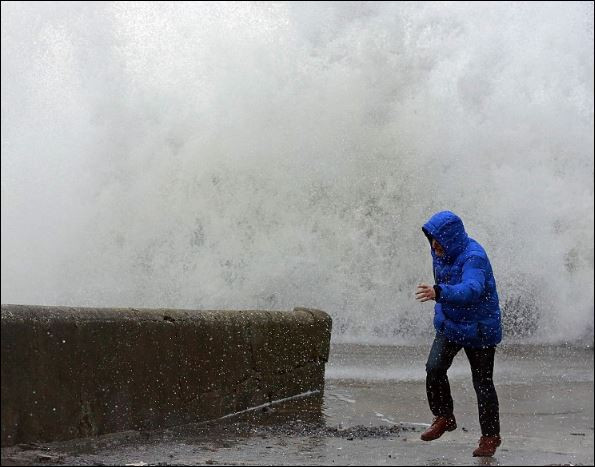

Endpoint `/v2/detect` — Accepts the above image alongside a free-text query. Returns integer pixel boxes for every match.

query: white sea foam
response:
[1,2,593,344]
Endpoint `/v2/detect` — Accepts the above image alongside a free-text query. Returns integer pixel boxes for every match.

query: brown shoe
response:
[420,415,457,441]
[473,435,502,457]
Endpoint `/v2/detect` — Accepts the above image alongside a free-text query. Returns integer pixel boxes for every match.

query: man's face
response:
[431,238,445,257]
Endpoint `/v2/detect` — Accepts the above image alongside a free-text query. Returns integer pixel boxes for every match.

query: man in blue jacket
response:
[415,211,502,457]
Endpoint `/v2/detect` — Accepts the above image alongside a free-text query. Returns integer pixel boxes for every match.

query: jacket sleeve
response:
[436,255,486,305]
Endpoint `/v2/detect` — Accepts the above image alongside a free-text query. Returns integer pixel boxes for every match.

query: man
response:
[415,210,502,457]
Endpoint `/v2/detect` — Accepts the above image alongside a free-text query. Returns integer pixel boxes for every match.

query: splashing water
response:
[1,2,593,345]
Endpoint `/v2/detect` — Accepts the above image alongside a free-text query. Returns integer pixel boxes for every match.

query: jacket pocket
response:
[442,319,479,345]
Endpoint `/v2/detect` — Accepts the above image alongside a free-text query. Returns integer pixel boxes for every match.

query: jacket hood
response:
[422,211,469,262]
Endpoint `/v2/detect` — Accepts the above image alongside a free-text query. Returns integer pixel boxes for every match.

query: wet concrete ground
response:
[2,344,593,465]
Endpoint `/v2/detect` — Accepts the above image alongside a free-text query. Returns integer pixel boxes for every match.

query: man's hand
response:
[416,283,436,303]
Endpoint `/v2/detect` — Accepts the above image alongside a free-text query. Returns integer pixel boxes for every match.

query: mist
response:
[1,1,593,344]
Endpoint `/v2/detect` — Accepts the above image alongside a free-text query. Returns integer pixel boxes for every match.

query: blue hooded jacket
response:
[422,211,502,348]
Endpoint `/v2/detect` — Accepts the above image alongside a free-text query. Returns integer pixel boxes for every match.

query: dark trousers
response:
[425,333,500,436]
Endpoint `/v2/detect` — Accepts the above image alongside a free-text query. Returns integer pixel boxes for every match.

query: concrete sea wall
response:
[1,305,332,446]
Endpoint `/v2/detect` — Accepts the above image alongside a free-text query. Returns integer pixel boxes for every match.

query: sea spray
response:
[1,2,593,344]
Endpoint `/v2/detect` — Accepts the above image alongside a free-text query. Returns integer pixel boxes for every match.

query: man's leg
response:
[421,334,462,441]
[426,333,462,418]
[464,345,501,456]
[464,345,500,436]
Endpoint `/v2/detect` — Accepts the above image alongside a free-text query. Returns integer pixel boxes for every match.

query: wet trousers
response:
[425,333,500,436]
